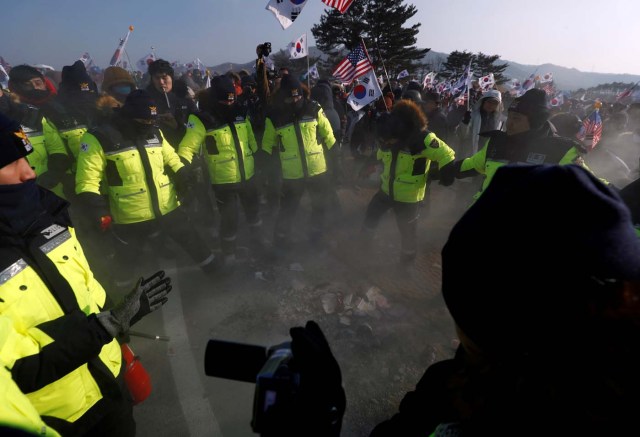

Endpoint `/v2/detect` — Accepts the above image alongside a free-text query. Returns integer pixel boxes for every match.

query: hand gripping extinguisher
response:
[121,344,152,405]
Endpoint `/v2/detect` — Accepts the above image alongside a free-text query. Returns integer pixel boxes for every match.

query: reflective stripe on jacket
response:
[178,112,258,184]
[0,218,121,426]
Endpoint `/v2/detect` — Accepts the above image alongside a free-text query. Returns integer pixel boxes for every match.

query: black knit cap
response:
[61,60,97,93]
[442,164,640,355]
[509,88,550,129]
[147,59,174,79]
[209,76,236,103]
[0,112,33,169]
[279,74,303,98]
[8,65,43,86]
[118,90,158,120]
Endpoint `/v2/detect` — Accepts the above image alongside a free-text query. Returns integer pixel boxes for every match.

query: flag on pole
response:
[580,109,603,151]
[266,0,308,30]
[347,69,382,111]
[0,64,8,87]
[204,72,211,89]
[78,52,94,68]
[109,26,134,67]
[539,72,553,83]
[136,53,156,72]
[321,0,354,14]
[308,63,319,79]
[396,69,409,80]
[288,33,308,59]
[332,42,373,85]
[451,61,472,96]
[478,73,495,91]
[422,72,437,89]
[549,93,564,107]
[521,73,536,94]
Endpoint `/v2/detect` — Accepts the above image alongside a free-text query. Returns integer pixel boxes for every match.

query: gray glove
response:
[97,271,172,338]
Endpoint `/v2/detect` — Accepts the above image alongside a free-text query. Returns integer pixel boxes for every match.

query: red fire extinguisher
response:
[121,344,152,405]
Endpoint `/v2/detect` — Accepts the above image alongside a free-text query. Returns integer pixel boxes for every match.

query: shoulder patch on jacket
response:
[80,143,89,152]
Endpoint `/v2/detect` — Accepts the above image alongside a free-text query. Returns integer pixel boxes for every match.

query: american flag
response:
[581,109,603,151]
[332,42,373,85]
[322,0,355,14]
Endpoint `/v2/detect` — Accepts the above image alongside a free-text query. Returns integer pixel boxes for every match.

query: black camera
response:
[257,42,272,59]
[204,339,300,435]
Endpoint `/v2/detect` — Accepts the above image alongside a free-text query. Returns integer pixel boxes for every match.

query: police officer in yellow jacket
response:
[362,100,455,263]
[179,76,262,266]
[439,89,589,201]
[5,68,74,198]
[75,90,216,286]
[262,75,337,249]
[0,112,172,436]
[0,315,60,437]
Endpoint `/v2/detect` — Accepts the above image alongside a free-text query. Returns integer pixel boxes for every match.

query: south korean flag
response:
[347,70,383,111]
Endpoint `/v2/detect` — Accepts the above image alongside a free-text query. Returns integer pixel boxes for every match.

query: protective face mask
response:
[111,85,133,96]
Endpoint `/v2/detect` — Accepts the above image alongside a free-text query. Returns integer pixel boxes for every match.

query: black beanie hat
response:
[118,90,158,120]
[509,88,550,129]
[61,60,97,93]
[442,164,640,355]
[0,112,33,169]
[147,59,174,79]
[208,76,236,107]
[8,65,43,87]
[279,74,303,98]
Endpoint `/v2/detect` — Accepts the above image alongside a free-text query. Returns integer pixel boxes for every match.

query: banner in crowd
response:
[288,33,308,59]
[266,0,308,29]
[347,69,382,111]
[422,72,437,89]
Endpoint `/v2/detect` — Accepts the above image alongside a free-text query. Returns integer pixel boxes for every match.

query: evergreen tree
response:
[441,50,509,82]
[312,0,429,79]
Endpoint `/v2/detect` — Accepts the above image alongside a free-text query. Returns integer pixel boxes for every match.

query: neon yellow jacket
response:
[178,112,258,184]
[378,132,455,203]
[460,128,587,201]
[262,101,336,179]
[0,194,122,429]
[0,316,60,437]
[75,124,184,224]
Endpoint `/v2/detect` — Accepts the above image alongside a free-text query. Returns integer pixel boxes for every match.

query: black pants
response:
[212,179,261,255]
[363,190,420,260]
[274,174,330,245]
[111,207,213,284]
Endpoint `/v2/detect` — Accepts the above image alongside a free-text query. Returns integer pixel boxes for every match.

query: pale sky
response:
[3,0,639,75]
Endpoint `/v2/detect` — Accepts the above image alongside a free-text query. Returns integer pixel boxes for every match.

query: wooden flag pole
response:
[370,37,391,111]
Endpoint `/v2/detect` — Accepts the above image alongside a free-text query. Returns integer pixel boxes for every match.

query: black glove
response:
[37,171,59,189]
[97,271,172,338]
[288,321,346,437]
[174,166,195,207]
[438,161,459,187]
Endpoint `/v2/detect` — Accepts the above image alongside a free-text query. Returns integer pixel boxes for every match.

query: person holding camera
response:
[261,75,337,251]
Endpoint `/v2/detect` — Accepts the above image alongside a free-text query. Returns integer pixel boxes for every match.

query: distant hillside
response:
[210,47,640,92]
